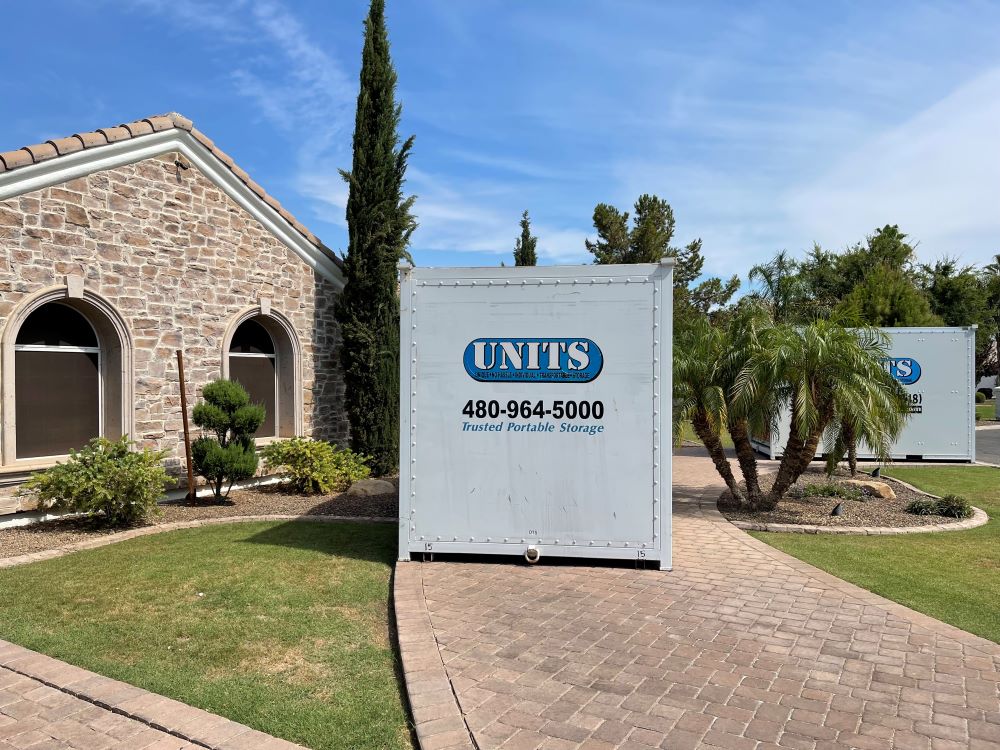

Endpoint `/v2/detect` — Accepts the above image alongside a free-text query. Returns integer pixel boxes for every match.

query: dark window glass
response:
[16,303,98,348]
[230,319,275,355]
[229,356,277,437]
[15,350,100,458]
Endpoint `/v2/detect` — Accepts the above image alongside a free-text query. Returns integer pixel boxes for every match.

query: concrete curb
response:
[394,564,476,750]
[0,639,307,749]
[729,505,989,535]
[0,513,394,569]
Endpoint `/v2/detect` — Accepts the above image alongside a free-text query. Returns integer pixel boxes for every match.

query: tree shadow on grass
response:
[241,519,396,564]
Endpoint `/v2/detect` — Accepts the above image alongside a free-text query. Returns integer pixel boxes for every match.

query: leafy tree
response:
[192,379,264,501]
[919,258,993,379]
[513,210,538,266]
[336,0,416,475]
[835,265,940,326]
[984,254,1000,388]
[586,194,739,323]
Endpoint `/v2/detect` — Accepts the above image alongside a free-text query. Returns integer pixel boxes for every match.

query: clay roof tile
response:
[122,120,154,137]
[167,113,193,131]
[47,136,84,156]
[24,142,59,163]
[190,129,215,151]
[74,131,108,148]
[144,116,175,132]
[0,149,35,170]
[97,126,129,143]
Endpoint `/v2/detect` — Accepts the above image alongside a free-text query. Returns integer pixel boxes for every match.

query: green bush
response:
[976,391,986,404]
[19,436,168,527]
[802,482,863,501]
[905,497,938,515]
[262,438,371,494]
[906,494,973,519]
[192,379,265,500]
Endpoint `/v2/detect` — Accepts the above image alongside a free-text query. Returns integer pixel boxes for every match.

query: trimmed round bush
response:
[976,391,986,404]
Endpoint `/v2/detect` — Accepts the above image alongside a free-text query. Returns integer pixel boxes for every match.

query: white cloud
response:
[785,68,1000,266]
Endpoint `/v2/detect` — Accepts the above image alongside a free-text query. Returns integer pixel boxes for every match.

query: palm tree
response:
[673,318,742,501]
[719,302,775,509]
[738,321,909,504]
[747,251,807,323]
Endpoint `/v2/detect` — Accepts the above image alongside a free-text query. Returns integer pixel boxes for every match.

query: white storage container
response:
[752,327,976,462]
[398,260,674,569]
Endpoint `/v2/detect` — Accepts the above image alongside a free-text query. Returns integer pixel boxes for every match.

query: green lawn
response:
[977,399,996,421]
[678,421,734,449]
[0,521,412,750]
[751,466,1000,643]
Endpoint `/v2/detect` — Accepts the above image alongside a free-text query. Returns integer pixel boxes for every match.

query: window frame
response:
[12,304,104,461]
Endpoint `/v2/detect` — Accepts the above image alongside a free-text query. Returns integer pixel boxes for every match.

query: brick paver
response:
[0,641,306,749]
[0,663,199,749]
[399,448,1000,749]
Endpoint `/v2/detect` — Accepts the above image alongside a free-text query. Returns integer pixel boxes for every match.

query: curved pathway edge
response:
[728,505,988,535]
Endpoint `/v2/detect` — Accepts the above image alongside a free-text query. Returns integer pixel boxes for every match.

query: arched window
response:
[14,303,101,459]
[228,318,277,438]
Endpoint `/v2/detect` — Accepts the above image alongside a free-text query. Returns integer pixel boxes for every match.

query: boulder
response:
[344,478,397,498]
[842,479,896,500]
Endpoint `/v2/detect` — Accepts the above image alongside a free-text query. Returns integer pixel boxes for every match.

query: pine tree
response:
[336,0,416,475]
[513,210,538,266]
[586,194,739,325]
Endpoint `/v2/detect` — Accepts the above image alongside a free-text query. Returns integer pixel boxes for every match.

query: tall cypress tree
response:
[513,210,537,266]
[336,0,416,475]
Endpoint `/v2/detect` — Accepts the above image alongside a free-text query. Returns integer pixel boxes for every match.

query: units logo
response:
[884,357,922,385]
[463,338,603,383]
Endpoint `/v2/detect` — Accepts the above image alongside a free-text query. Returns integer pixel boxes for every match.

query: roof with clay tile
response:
[0,112,343,269]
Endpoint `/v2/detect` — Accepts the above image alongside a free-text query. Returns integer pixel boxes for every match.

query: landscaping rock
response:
[843,479,896,500]
[345,478,397,498]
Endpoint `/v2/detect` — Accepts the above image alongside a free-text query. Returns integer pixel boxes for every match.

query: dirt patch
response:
[718,468,951,527]
[0,483,397,560]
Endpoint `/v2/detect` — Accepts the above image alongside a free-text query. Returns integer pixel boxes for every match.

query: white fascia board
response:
[0,130,344,289]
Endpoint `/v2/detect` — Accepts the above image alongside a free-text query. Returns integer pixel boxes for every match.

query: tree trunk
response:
[691,413,743,503]
[790,401,836,486]
[728,418,765,510]
[844,423,858,476]
[767,416,805,507]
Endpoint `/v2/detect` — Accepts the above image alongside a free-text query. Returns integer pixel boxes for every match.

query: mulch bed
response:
[0,483,398,560]
[718,468,950,528]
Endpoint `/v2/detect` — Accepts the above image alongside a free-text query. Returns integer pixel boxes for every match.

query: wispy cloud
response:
[785,67,1000,265]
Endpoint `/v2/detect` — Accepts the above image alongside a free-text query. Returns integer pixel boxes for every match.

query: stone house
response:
[0,113,348,515]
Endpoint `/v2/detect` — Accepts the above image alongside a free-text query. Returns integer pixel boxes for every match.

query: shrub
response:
[19,436,168,527]
[933,494,974,519]
[262,438,371,494]
[906,494,973,519]
[802,482,863,501]
[192,379,265,500]
[976,391,986,404]
[905,497,938,516]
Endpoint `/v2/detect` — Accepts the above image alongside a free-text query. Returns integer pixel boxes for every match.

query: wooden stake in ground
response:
[176,349,196,502]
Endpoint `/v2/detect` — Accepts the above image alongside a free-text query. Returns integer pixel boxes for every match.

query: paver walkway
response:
[401,448,1000,750]
[0,640,307,749]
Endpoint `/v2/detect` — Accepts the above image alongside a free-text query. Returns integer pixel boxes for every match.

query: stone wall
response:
[0,150,347,490]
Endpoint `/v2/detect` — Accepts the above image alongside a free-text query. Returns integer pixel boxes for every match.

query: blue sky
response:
[3,1,1000,281]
